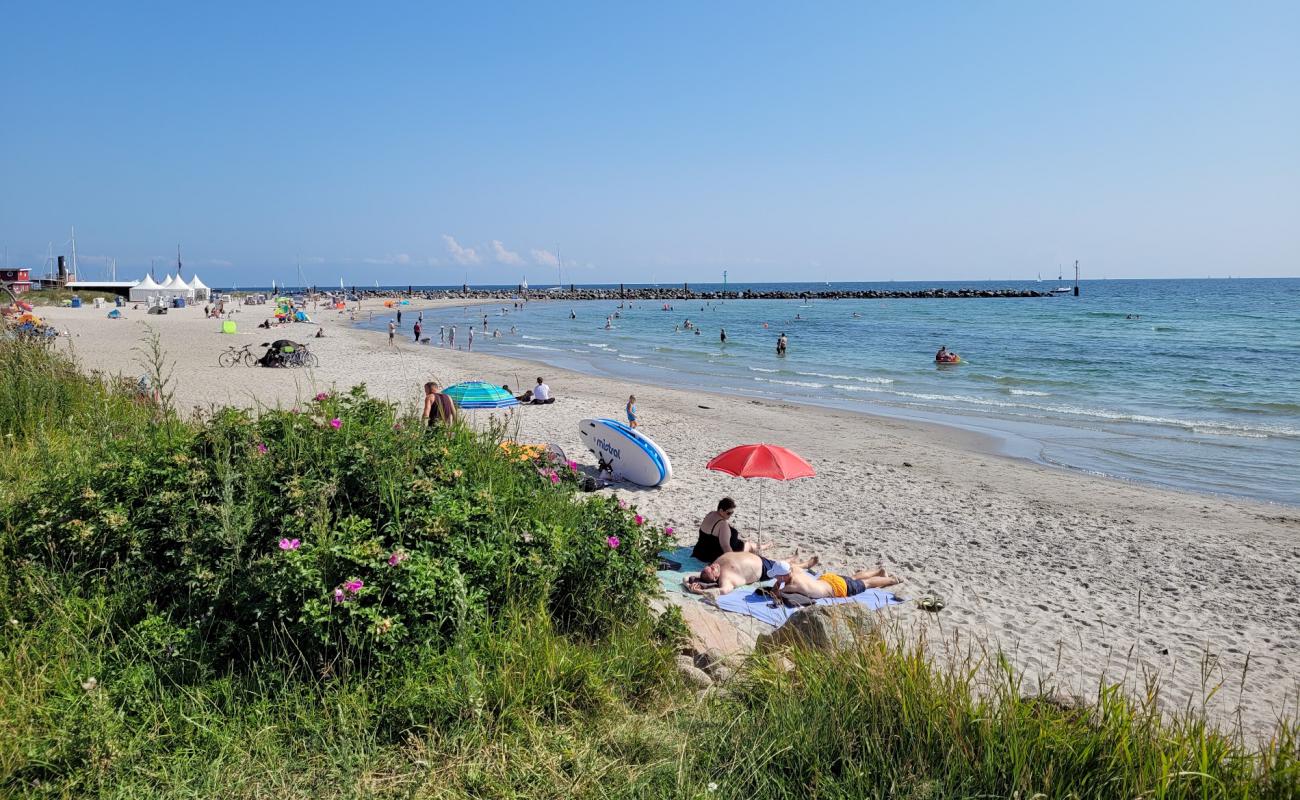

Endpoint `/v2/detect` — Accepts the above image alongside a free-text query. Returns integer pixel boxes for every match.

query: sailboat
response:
[1048,265,1072,295]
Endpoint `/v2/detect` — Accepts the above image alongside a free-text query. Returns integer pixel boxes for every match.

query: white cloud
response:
[442,235,481,266]
[363,253,413,266]
[491,240,524,266]
[531,248,559,267]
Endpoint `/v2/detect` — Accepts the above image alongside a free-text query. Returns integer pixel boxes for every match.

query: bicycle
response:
[284,345,319,368]
[218,343,258,367]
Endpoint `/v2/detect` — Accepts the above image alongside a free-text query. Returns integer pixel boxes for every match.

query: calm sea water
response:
[356,279,1300,506]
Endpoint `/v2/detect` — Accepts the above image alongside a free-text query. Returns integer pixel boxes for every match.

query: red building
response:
[1,268,31,295]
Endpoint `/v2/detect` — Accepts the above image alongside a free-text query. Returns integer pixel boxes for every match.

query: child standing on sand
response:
[626,395,638,428]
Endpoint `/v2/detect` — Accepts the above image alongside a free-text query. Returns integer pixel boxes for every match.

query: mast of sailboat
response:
[177,244,183,279]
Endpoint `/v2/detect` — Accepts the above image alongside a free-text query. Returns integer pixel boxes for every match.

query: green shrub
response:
[3,345,672,677]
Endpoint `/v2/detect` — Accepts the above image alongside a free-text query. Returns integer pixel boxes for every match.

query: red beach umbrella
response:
[706,444,816,547]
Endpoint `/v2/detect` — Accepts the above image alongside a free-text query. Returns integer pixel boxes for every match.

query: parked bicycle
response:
[218,343,258,367]
[256,340,319,368]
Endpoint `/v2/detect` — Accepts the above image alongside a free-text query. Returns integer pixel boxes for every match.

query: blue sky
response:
[2,2,1296,285]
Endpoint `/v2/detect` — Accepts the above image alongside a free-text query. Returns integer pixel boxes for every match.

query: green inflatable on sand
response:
[222,321,237,334]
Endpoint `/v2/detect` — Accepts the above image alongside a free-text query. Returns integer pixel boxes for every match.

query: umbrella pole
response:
[756,480,763,552]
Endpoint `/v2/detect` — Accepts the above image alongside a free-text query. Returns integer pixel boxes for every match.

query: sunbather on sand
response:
[685,551,819,598]
[769,562,900,600]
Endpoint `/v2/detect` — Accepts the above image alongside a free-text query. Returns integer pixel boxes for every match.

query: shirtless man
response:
[684,551,819,598]
[769,562,899,600]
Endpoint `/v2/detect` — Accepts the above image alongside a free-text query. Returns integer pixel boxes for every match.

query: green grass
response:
[1,337,1296,798]
[19,288,124,305]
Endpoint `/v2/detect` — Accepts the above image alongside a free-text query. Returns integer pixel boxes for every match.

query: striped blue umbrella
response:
[443,381,520,410]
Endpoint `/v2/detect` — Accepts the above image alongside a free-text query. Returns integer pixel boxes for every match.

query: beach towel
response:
[656,546,710,595]
[713,586,901,627]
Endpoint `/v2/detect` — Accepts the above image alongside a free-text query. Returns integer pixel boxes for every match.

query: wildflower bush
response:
[6,379,670,675]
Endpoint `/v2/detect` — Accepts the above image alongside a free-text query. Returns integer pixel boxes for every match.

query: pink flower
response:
[278,538,300,551]
[256,442,269,455]
[617,500,628,510]
[634,514,645,526]
[344,579,364,594]
[393,423,403,431]
[665,526,675,536]
[314,391,329,402]
[566,460,578,472]
[333,588,345,604]
[387,551,407,566]
[607,536,620,549]
[549,472,560,485]
[329,417,342,429]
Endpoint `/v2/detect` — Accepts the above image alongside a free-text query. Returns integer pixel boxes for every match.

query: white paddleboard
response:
[578,418,672,487]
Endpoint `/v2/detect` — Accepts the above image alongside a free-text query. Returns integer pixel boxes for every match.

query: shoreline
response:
[36,301,1300,737]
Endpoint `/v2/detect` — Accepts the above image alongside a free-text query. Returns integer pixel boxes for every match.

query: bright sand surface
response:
[39,300,1300,737]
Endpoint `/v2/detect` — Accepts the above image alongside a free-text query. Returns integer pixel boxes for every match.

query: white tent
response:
[188,274,210,300]
[129,274,164,302]
[161,274,195,298]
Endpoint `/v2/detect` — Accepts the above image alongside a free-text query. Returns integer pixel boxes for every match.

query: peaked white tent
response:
[129,274,164,302]
[161,274,195,298]
[188,274,211,300]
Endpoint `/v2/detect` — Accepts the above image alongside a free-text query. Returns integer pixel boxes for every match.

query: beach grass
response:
[1,337,1296,798]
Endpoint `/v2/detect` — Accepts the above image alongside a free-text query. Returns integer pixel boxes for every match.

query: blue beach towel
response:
[656,546,710,595]
[713,587,902,627]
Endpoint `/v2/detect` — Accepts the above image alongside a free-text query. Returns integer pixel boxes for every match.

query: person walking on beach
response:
[626,395,638,428]
[397,308,402,325]
[439,325,445,345]
[449,326,456,348]
[418,310,423,323]
[776,332,788,355]
[413,321,422,342]
[467,327,474,351]
[388,320,396,343]
[422,381,457,428]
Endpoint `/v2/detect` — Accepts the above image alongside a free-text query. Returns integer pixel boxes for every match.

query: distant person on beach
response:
[413,321,422,342]
[388,321,395,342]
[570,309,576,319]
[531,377,554,405]
[315,326,325,338]
[449,326,456,347]
[422,381,457,428]
[397,309,402,324]
[626,395,638,428]
[771,561,900,599]
[692,497,763,562]
[439,325,445,344]
[720,328,727,343]
[776,333,788,355]
[685,552,821,597]
[467,328,474,350]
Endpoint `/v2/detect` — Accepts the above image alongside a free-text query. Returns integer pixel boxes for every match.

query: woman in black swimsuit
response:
[692,497,753,562]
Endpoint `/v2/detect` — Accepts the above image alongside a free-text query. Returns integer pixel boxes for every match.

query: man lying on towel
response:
[684,551,820,598]
[768,561,900,599]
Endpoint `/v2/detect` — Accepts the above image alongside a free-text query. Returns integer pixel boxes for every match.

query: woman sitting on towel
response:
[692,497,762,562]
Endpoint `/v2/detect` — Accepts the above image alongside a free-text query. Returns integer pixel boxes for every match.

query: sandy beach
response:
[39,300,1300,737]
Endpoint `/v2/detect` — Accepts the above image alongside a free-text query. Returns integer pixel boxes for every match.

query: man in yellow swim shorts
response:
[769,561,900,600]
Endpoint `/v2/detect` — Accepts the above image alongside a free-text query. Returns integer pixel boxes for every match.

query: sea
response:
[337,279,1300,506]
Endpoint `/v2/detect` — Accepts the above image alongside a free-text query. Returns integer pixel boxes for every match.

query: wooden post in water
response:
[1073,260,1080,296]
